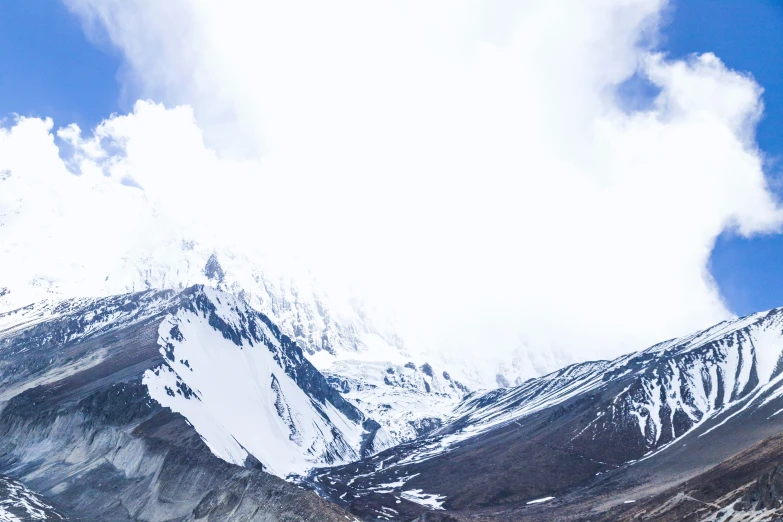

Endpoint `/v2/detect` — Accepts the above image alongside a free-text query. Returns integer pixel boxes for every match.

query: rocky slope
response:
[602,431,783,521]
[0,286,362,521]
[311,307,783,520]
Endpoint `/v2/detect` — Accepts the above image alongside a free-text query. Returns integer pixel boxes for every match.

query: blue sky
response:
[661,0,783,315]
[0,1,122,131]
[1,0,783,317]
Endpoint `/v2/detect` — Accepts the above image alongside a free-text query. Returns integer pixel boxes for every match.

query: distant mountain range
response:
[2,278,783,520]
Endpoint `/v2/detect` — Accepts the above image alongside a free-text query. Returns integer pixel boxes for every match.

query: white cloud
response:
[1,0,781,384]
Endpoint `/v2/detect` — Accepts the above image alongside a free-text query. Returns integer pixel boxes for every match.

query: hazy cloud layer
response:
[2,0,781,382]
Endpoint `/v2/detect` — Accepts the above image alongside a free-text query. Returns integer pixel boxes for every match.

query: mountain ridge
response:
[309,305,783,520]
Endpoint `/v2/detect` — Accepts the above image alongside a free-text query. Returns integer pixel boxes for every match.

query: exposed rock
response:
[203,253,226,284]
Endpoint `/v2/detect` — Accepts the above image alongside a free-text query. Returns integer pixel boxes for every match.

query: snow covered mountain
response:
[0,243,405,368]
[0,285,377,520]
[0,246,472,451]
[312,306,783,520]
[0,172,483,449]
[0,163,410,375]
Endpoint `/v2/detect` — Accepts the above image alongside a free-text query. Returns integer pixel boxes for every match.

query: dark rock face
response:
[203,253,226,284]
[736,466,783,512]
[0,287,354,522]
[360,419,384,457]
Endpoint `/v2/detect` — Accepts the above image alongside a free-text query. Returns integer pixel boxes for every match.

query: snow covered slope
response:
[142,286,373,476]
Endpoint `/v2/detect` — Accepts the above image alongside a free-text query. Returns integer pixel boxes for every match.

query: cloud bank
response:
[1,0,781,383]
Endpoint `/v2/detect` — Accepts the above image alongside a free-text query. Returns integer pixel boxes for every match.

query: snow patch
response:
[526,496,555,505]
[143,288,367,478]
[401,489,446,510]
